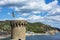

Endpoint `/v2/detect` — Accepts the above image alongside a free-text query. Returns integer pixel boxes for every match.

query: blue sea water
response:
[0,32,60,40]
[26,33,60,40]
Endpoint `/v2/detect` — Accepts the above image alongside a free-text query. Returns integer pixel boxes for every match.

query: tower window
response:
[18,39,21,40]
[16,23,18,27]
[19,23,21,26]
[21,23,24,26]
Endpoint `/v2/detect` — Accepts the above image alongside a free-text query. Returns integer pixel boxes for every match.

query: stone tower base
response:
[11,27,26,40]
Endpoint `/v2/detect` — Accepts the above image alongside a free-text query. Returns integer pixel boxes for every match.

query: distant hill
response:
[26,22,59,33]
[0,21,60,33]
[54,27,60,32]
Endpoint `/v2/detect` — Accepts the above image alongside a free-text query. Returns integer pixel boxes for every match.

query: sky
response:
[0,0,60,28]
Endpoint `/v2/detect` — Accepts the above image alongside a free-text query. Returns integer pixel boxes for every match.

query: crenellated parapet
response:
[10,20,27,27]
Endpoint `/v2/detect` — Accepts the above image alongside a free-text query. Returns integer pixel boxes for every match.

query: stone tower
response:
[10,20,26,40]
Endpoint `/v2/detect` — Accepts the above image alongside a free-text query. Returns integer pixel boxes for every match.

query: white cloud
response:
[56,7,60,13]
[8,0,23,3]
[27,15,44,22]
[0,0,26,5]
[15,17,26,20]
[0,1,6,5]
[32,11,41,14]
[47,6,60,16]
[22,13,30,16]
[0,0,60,22]
[46,15,60,21]
[28,15,41,20]
[0,0,58,14]
[14,7,21,11]
[8,12,11,15]
[20,0,58,11]
[0,0,57,11]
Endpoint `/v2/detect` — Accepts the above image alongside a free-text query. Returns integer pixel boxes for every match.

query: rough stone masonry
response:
[9,20,26,40]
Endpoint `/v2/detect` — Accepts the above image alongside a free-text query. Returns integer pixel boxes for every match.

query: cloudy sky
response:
[0,0,60,28]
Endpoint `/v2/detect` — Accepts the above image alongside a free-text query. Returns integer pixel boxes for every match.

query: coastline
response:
[0,35,10,39]
[26,33,50,36]
[0,32,59,39]
[0,33,49,39]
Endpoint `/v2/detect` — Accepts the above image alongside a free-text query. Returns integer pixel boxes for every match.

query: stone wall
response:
[12,27,26,40]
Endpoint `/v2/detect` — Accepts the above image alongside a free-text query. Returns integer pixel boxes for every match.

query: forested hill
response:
[0,21,60,33]
[26,22,59,33]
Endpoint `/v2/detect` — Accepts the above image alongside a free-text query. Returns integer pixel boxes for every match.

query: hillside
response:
[0,21,59,33]
[26,22,57,33]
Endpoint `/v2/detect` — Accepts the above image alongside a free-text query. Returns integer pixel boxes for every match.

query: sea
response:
[0,32,60,40]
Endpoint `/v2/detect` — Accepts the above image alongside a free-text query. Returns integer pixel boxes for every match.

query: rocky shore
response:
[0,35,10,39]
